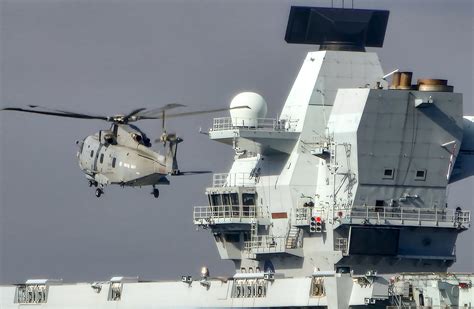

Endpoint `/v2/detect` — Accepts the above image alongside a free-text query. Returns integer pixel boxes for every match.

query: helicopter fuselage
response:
[76,124,171,191]
[1,103,216,198]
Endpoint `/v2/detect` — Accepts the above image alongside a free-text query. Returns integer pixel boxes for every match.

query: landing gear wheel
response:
[89,180,98,187]
[152,188,159,198]
[95,188,103,198]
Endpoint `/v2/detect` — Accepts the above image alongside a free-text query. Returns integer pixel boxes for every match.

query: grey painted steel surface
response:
[1,5,473,309]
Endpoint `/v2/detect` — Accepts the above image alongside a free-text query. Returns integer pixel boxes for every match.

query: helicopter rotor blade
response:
[140,106,250,120]
[172,170,213,176]
[1,107,109,120]
[135,103,186,119]
[124,107,147,120]
[27,105,108,119]
[1,104,248,124]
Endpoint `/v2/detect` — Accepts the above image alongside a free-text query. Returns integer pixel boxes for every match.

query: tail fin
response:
[166,137,183,175]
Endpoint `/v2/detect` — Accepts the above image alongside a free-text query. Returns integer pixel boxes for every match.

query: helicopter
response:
[1,104,242,198]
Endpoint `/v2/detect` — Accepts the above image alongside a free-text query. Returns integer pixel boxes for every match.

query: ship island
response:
[1,5,473,309]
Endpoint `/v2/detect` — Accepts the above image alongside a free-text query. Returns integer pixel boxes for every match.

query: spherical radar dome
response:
[229,92,268,127]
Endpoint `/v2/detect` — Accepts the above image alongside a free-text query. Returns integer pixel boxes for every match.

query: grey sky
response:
[0,0,472,283]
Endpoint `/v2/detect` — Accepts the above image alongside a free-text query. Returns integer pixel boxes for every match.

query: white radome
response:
[230,92,268,127]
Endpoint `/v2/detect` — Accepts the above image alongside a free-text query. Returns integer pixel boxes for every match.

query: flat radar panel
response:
[285,6,389,51]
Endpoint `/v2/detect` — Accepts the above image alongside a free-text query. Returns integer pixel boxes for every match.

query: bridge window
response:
[210,194,222,206]
[100,153,104,164]
[90,150,94,158]
[112,158,116,168]
[383,168,394,179]
[242,193,255,205]
[243,232,251,242]
[222,194,231,205]
[224,233,240,243]
[415,169,426,181]
[242,193,255,217]
[230,193,239,205]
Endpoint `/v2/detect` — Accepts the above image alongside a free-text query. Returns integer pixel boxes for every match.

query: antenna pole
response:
[161,111,165,132]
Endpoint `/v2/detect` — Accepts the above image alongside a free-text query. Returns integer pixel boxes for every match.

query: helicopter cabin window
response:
[112,158,116,168]
[99,153,104,164]
[90,150,94,158]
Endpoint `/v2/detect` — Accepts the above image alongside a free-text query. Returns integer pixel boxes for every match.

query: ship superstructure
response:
[1,6,473,309]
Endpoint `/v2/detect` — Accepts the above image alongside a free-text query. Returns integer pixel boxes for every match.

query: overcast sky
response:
[0,0,473,284]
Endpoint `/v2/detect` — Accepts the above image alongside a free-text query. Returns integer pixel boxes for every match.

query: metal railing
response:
[15,285,48,304]
[244,236,287,253]
[212,173,253,187]
[386,307,455,309]
[335,238,348,255]
[193,205,262,222]
[211,117,289,132]
[295,207,312,225]
[329,206,470,226]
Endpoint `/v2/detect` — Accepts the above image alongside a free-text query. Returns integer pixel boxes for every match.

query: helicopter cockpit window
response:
[77,141,84,154]
[112,157,116,168]
[90,150,94,158]
[99,153,104,164]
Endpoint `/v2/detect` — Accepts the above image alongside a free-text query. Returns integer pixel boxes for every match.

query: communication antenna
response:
[383,69,400,80]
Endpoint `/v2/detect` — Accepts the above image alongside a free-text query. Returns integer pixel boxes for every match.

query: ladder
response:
[388,284,403,308]
[285,226,300,249]
[250,222,258,244]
